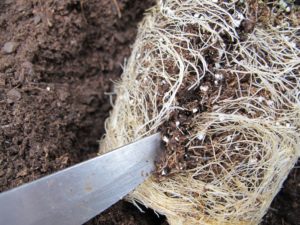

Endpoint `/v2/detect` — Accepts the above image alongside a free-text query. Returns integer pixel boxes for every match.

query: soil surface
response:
[0,0,299,225]
[0,0,162,224]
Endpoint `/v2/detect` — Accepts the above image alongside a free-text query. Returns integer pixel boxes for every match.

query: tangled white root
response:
[100,0,300,224]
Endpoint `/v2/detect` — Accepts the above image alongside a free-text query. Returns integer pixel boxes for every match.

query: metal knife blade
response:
[0,133,161,225]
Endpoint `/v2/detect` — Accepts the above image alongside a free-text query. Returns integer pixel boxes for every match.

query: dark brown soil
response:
[155,1,261,179]
[0,0,163,224]
[0,0,299,224]
[261,161,300,225]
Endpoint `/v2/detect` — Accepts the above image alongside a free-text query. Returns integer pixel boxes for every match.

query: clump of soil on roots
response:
[155,0,299,180]
[105,1,300,221]
[115,0,299,224]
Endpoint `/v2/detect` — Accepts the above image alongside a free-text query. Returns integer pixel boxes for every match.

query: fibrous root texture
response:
[100,0,300,224]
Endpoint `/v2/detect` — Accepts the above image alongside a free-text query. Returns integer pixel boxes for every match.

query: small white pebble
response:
[197,133,205,141]
[215,63,221,69]
[266,100,274,106]
[161,80,166,85]
[276,122,281,126]
[200,85,209,92]
[175,137,179,141]
[232,11,245,28]
[285,6,291,13]
[212,0,218,3]
[162,136,169,143]
[214,74,223,80]
[226,135,232,142]
[214,80,219,85]
[46,86,51,91]
[136,53,141,59]
[161,169,167,176]
[219,114,225,122]
[286,123,291,128]
[175,121,180,126]
[193,13,200,18]
[233,20,242,28]
[192,108,198,113]
[258,96,264,103]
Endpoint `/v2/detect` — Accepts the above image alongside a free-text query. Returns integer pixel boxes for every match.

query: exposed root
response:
[112,0,122,18]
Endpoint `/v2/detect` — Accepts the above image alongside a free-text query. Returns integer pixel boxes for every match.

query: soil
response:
[0,0,164,224]
[155,1,263,178]
[0,0,298,225]
[261,162,300,225]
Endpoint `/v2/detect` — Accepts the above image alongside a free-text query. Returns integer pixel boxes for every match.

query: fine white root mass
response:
[100,0,300,224]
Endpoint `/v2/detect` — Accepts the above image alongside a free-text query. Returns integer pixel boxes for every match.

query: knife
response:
[0,133,161,225]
